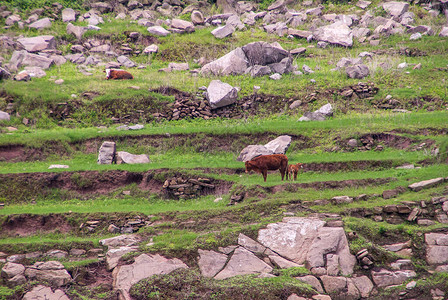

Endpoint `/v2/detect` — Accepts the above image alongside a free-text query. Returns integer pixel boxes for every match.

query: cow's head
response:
[105,68,111,79]
[245,161,255,173]
[296,163,303,169]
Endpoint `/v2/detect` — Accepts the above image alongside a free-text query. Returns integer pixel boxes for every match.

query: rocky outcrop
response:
[258,217,356,275]
[25,261,71,287]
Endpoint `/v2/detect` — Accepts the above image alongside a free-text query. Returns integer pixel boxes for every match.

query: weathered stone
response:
[1,262,25,279]
[147,25,170,36]
[100,234,140,248]
[206,80,238,109]
[238,233,266,254]
[408,178,444,191]
[25,261,71,287]
[331,196,353,205]
[9,50,54,70]
[313,22,353,47]
[299,112,326,122]
[390,259,413,270]
[171,19,195,33]
[18,35,55,53]
[23,285,69,300]
[14,70,31,81]
[243,41,290,67]
[197,249,228,277]
[439,27,448,37]
[113,254,188,300]
[0,111,11,121]
[24,66,46,78]
[269,73,282,80]
[352,276,373,298]
[371,268,416,287]
[143,44,158,54]
[116,151,150,164]
[67,23,87,40]
[191,10,204,25]
[62,8,76,22]
[417,219,435,226]
[46,250,68,259]
[237,145,273,162]
[29,18,51,29]
[117,56,136,68]
[214,247,272,279]
[98,141,116,164]
[106,246,139,271]
[269,254,302,269]
[201,47,248,76]
[264,135,291,154]
[296,275,324,293]
[383,2,409,18]
[211,24,235,39]
[245,65,272,77]
[346,64,369,79]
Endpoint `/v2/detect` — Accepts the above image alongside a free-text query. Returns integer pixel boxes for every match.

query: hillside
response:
[0,0,448,299]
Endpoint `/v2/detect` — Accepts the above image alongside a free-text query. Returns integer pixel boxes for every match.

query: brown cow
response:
[105,69,134,80]
[287,163,303,181]
[245,154,288,182]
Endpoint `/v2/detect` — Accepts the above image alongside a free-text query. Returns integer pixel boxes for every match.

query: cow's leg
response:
[294,171,297,181]
[280,169,285,181]
[262,170,267,182]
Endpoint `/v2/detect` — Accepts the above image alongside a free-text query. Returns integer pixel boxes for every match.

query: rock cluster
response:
[163,177,216,199]
[337,82,379,99]
[97,141,149,165]
[237,135,292,161]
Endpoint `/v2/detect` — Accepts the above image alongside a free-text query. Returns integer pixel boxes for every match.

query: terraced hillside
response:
[0,0,448,299]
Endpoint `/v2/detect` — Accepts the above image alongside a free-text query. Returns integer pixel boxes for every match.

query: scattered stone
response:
[408,177,444,191]
[100,234,140,248]
[18,35,55,53]
[28,18,51,30]
[147,26,170,36]
[116,151,150,164]
[206,80,238,109]
[106,246,139,271]
[346,64,370,79]
[313,22,353,47]
[270,73,282,80]
[143,44,158,54]
[97,141,116,164]
[62,8,76,22]
[48,164,69,169]
[0,111,11,121]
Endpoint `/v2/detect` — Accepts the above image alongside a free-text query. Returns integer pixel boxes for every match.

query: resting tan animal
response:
[105,68,134,80]
[245,154,288,182]
[287,163,303,181]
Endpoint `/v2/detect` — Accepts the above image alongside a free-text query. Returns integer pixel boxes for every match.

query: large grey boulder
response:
[242,41,290,67]
[9,50,54,71]
[25,261,71,287]
[264,135,292,154]
[113,254,188,300]
[116,151,150,164]
[237,145,273,162]
[23,285,69,300]
[313,22,353,47]
[97,141,116,164]
[316,103,333,117]
[346,64,370,79]
[245,65,272,77]
[214,247,273,279]
[382,2,409,18]
[171,19,195,33]
[67,23,87,40]
[269,57,293,74]
[211,24,235,39]
[258,217,356,275]
[62,8,76,22]
[147,26,170,36]
[371,269,416,287]
[201,47,248,75]
[18,35,55,53]
[117,56,136,68]
[197,249,228,277]
[408,177,444,192]
[28,18,51,29]
[1,262,25,279]
[0,111,10,121]
[206,80,238,109]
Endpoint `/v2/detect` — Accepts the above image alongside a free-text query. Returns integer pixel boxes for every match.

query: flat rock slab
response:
[214,247,272,280]
[113,254,188,300]
[238,233,266,254]
[23,285,69,300]
[313,22,353,47]
[408,177,444,191]
[25,261,71,287]
[197,249,228,277]
[106,246,139,271]
[116,151,150,164]
[100,234,140,248]
[371,269,416,287]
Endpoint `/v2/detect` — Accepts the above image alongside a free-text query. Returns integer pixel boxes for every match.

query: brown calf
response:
[287,163,303,181]
[105,69,134,80]
[245,154,288,182]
